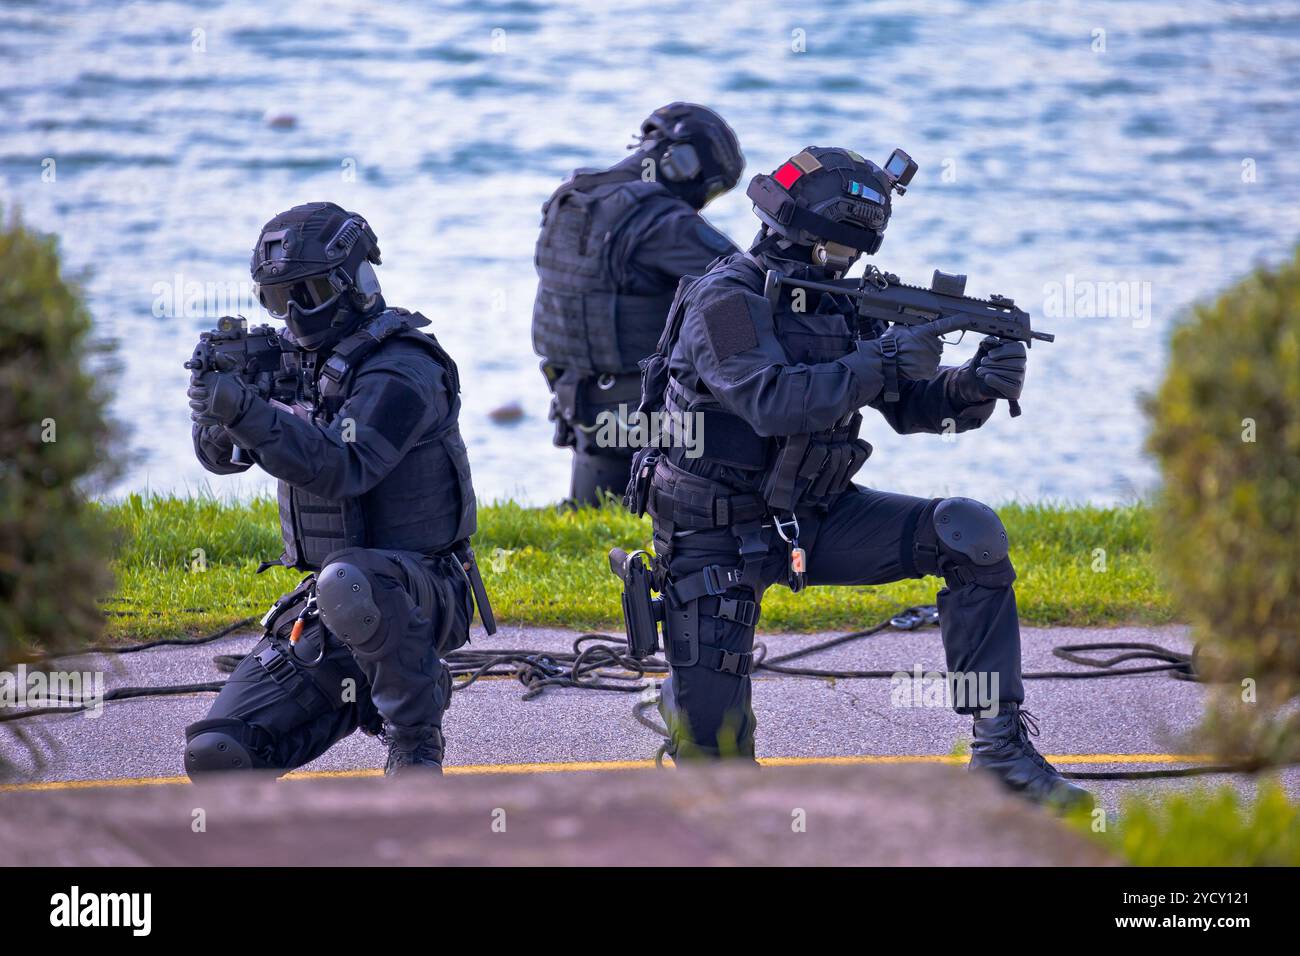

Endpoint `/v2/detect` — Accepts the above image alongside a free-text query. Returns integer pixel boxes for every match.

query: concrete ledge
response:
[0,763,1115,866]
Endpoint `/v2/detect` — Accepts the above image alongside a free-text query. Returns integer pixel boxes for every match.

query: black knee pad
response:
[913,497,1016,588]
[934,497,1009,565]
[184,718,256,778]
[318,551,385,654]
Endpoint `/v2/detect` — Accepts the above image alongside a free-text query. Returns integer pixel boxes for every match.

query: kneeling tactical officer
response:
[183,202,494,777]
[532,102,744,506]
[622,147,1091,808]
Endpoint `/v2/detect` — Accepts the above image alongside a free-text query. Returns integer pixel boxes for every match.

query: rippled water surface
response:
[4,0,1300,504]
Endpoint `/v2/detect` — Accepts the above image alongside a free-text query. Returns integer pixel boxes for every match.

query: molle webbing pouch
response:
[800,412,872,501]
[624,446,659,517]
[648,455,767,531]
[759,433,810,514]
[534,290,675,375]
[284,487,365,571]
[761,412,871,511]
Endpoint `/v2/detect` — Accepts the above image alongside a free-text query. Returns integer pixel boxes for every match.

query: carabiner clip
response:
[773,513,801,545]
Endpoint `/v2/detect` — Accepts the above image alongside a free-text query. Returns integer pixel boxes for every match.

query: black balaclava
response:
[250,202,383,351]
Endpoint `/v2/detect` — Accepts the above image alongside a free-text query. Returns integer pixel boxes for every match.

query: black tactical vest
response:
[532,170,680,375]
[653,257,872,513]
[275,308,477,570]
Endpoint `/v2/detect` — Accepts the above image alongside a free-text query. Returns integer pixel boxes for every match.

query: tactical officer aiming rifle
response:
[762,267,1055,417]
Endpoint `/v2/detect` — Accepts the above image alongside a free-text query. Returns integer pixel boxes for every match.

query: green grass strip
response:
[95,493,1174,642]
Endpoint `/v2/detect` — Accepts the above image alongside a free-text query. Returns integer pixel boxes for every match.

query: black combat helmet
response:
[637,102,744,209]
[250,201,382,350]
[747,146,916,271]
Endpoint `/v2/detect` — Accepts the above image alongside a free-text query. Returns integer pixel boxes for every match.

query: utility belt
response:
[542,364,643,448]
[647,454,768,530]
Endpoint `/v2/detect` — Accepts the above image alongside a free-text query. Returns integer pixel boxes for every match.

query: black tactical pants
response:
[571,442,636,507]
[656,485,1025,761]
[185,548,470,774]
[552,370,640,507]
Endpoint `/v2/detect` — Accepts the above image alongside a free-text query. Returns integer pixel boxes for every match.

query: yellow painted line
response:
[0,753,1219,793]
[0,774,191,793]
[760,753,1214,768]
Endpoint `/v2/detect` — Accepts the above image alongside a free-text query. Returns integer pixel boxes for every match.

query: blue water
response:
[3,0,1299,504]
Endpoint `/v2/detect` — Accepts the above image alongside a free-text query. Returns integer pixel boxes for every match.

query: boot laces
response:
[1013,708,1054,773]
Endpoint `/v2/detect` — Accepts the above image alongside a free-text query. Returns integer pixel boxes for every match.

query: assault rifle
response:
[184,315,287,392]
[184,315,294,463]
[762,266,1055,416]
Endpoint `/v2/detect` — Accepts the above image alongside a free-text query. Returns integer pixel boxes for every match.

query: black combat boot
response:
[383,724,445,776]
[969,703,1093,811]
[383,663,453,776]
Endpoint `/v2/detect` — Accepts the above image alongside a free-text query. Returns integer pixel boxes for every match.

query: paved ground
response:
[3,621,1296,820]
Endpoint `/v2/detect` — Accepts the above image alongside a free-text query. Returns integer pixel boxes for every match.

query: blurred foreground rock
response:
[0,763,1115,866]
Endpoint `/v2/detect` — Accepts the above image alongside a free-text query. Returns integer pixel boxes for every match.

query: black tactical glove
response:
[188,355,256,427]
[954,335,1027,403]
[880,323,944,381]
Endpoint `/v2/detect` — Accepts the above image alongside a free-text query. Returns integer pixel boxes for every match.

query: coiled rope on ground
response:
[1,608,1280,781]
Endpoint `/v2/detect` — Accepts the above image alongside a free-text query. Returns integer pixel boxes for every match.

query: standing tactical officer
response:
[183,202,493,777]
[625,147,1090,809]
[532,102,744,505]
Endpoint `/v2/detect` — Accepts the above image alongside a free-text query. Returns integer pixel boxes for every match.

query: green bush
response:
[0,208,117,661]
[1084,783,1300,866]
[1146,247,1300,764]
